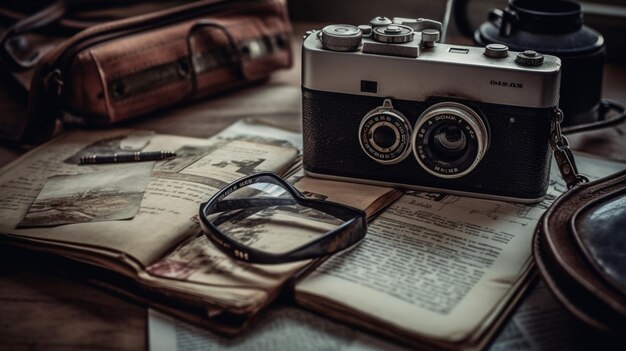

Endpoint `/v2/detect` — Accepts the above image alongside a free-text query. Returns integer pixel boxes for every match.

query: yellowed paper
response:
[296,155,626,343]
[19,162,153,227]
[0,119,399,318]
[144,157,399,312]
[0,129,299,266]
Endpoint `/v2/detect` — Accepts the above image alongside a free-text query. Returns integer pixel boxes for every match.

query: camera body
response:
[302,17,562,203]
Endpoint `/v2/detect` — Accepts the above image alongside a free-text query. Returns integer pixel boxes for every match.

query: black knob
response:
[484,44,509,58]
[515,50,544,66]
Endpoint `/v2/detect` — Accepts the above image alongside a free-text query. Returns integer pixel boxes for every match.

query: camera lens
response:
[411,102,489,178]
[431,125,467,161]
[359,99,412,164]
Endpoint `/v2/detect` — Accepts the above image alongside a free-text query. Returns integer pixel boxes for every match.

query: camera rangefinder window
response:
[412,103,489,178]
[373,124,397,150]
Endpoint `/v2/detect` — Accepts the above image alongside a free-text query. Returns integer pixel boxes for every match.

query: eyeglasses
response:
[198,173,367,264]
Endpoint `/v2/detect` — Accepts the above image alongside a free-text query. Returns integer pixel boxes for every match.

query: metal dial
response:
[371,25,414,44]
[320,24,363,52]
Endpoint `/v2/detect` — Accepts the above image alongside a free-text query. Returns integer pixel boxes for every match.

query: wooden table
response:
[1,23,625,350]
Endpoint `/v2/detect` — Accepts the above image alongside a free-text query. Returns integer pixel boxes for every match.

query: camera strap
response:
[551,108,590,189]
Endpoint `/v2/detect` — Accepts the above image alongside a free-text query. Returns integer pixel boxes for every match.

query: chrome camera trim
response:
[358,99,413,165]
[304,170,546,204]
[302,33,561,109]
[411,102,489,179]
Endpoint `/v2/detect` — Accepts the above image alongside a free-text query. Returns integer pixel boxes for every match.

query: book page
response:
[296,155,626,342]
[0,119,401,321]
[489,281,603,351]
[143,166,400,312]
[148,307,408,351]
[291,169,402,218]
[148,282,607,351]
[0,127,299,267]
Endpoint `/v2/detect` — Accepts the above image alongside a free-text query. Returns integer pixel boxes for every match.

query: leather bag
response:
[534,169,626,336]
[0,0,292,145]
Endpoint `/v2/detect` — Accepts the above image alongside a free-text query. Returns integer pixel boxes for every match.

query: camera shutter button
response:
[516,50,544,66]
[384,25,402,34]
[484,44,509,58]
[370,17,393,27]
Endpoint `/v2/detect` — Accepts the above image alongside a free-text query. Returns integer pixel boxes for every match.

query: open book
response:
[0,119,401,333]
[2,118,624,349]
[294,155,625,350]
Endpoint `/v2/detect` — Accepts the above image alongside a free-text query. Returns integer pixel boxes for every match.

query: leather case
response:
[0,0,292,145]
[534,169,626,335]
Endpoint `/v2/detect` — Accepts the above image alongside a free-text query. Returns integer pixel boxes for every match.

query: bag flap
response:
[573,187,626,296]
[533,169,626,335]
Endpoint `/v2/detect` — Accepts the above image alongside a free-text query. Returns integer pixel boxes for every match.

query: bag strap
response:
[186,19,247,95]
[562,99,626,135]
[0,1,69,71]
[0,1,115,72]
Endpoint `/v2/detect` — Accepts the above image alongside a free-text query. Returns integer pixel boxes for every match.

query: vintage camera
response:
[301,17,562,203]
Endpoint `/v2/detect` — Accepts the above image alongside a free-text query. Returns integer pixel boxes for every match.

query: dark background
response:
[288,0,626,63]
[0,1,625,350]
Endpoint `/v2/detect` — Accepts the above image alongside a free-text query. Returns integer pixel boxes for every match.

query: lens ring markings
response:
[359,100,412,164]
[412,102,489,178]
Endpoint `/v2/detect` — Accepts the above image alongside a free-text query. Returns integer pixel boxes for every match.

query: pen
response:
[79,151,176,165]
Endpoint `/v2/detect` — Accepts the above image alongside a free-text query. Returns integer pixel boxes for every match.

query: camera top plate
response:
[302,19,562,109]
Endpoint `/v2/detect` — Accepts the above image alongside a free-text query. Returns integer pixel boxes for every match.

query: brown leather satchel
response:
[534,169,626,336]
[0,0,292,145]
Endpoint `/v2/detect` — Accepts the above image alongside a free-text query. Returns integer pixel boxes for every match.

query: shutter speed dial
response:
[371,25,414,44]
[516,50,544,66]
[320,24,362,52]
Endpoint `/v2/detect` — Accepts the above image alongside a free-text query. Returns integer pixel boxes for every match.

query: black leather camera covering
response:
[302,88,552,200]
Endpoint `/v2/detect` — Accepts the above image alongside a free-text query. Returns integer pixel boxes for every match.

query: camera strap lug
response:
[551,108,589,189]
[382,99,393,109]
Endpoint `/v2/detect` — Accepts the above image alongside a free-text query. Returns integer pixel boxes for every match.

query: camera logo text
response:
[489,80,523,88]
